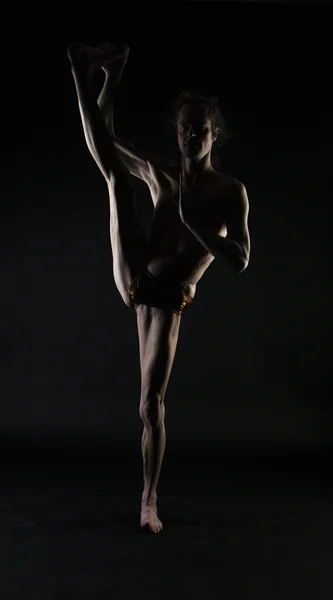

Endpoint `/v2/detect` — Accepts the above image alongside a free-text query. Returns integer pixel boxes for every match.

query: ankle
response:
[142,492,157,506]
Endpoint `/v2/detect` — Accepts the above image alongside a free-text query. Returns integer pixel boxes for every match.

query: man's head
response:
[170,91,228,164]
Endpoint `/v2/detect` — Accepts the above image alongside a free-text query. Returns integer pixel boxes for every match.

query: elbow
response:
[236,260,248,274]
[237,245,250,274]
[233,253,249,275]
[230,242,250,274]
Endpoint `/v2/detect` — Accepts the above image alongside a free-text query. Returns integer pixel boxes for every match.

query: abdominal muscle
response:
[143,182,216,299]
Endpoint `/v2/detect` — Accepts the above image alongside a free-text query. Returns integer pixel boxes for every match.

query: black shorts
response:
[128,269,193,316]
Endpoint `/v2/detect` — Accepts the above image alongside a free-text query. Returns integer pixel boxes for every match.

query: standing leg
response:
[136,304,182,533]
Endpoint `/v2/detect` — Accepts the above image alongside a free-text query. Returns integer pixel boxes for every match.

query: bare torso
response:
[143,163,236,299]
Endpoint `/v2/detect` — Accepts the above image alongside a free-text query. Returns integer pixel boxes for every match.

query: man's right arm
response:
[69,42,172,188]
[97,58,172,187]
[112,137,173,186]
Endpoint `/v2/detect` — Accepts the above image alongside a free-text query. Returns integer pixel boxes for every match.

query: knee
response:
[139,393,165,427]
[115,285,133,309]
[122,293,133,309]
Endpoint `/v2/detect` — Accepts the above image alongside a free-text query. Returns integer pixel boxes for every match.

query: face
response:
[177,103,216,159]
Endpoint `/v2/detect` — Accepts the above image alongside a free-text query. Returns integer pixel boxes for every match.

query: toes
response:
[140,518,163,533]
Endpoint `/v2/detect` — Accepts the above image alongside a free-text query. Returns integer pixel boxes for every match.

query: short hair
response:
[170,90,231,148]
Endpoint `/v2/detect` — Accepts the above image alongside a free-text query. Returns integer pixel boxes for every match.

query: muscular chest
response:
[148,192,184,247]
[148,183,227,252]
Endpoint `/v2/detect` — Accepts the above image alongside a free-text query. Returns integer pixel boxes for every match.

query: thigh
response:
[136,305,182,401]
[108,176,147,301]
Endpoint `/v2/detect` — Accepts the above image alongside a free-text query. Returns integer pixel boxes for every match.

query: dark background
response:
[4,1,332,459]
[2,4,333,599]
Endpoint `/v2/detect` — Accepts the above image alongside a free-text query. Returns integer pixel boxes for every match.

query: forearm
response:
[97,81,137,150]
[184,220,248,273]
[97,73,116,136]
[98,78,152,181]
[71,68,122,179]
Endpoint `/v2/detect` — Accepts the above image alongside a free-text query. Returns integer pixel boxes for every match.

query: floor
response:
[1,442,332,599]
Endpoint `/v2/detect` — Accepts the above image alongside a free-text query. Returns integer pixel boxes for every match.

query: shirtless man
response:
[67,41,250,533]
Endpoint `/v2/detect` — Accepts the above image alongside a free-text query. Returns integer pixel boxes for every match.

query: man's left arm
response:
[181,181,250,274]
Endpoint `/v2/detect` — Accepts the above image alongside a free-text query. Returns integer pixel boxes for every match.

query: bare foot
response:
[140,503,163,534]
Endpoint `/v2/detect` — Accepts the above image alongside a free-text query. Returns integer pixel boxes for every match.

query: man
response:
[67,41,250,533]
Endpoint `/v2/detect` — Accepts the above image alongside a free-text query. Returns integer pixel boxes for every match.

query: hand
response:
[98,42,130,84]
[67,42,129,79]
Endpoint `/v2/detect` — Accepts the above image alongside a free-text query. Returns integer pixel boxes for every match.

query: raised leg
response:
[136,304,182,533]
[108,176,146,306]
[68,42,146,306]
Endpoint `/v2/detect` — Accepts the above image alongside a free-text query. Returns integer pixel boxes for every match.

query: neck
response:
[181,153,214,178]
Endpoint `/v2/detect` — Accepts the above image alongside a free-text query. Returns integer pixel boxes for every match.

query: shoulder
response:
[215,172,249,211]
[146,156,179,185]
[215,171,245,192]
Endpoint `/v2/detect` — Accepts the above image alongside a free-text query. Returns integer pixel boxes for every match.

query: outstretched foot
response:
[140,503,163,534]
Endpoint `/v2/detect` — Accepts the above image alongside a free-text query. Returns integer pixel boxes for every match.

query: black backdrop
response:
[4,2,332,455]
